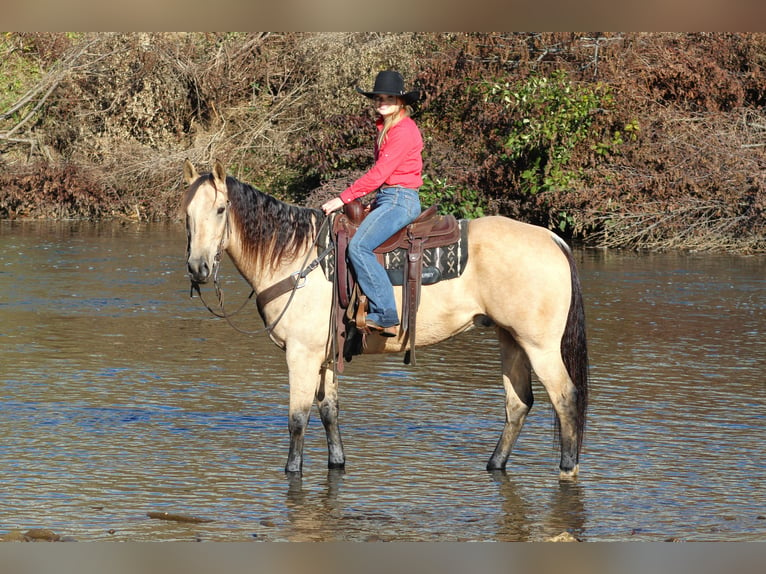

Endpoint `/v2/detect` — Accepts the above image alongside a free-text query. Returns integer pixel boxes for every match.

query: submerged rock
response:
[545,531,580,542]
[147,511,214,524]
[0,530,28,542]
[1,528,74,542]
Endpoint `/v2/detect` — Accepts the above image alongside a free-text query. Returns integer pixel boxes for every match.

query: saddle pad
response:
[319,219,469,286]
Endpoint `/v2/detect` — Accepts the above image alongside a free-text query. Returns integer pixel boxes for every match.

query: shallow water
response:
[0,220,763,541]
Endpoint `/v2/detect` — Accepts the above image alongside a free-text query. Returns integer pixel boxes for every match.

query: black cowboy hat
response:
[356,70,420,106]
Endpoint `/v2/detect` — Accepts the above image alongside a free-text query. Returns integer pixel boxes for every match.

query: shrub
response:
[480,69,617,231]
[419,175,485,219]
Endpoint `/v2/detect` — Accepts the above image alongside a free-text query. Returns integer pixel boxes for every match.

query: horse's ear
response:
[183,159,199,185]
[212,160,227,189]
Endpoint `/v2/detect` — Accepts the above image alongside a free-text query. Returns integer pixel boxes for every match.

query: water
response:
[0,220,763,541]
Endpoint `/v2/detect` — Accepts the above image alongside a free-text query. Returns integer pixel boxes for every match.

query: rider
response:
[321,70,423,337]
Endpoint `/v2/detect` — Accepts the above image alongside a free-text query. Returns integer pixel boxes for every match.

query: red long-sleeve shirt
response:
[339,116,423,204]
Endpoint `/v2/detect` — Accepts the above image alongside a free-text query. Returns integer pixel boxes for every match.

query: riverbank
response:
[1,33,764,253]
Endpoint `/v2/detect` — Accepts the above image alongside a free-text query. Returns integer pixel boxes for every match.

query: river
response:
[0,220,763,541]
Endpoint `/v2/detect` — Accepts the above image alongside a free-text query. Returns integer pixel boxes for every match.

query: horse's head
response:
[183,159,230,285]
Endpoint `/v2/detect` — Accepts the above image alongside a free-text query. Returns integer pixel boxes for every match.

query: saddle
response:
[332,199,461,369]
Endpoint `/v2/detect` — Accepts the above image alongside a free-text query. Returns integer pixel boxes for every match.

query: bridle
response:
[187,197,333,338]
[187,198,246,320]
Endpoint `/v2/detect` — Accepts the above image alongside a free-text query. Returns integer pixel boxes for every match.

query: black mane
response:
[225,175,323,271]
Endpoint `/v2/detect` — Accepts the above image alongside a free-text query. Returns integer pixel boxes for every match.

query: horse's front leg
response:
[317,366,345,469]
[285,347,325,474]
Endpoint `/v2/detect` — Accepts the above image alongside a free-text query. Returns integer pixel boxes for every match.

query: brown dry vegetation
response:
[0,32,764,252]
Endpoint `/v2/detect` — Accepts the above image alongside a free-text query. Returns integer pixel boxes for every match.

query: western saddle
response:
[332,199,460,369]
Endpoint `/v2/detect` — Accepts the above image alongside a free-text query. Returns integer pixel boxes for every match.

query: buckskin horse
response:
[182,160,589,479]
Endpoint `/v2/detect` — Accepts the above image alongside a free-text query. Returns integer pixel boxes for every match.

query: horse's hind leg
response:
[487,328,534,471]
[317,366,345,469]
[527,349,581,479]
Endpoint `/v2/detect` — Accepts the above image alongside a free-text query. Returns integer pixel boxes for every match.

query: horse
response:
[182,160,589,480]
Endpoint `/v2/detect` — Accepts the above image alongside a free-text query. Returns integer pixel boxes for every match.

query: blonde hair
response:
[377,98,412,148]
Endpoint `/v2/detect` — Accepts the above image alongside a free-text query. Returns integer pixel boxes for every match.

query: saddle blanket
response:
[319,218,469,286]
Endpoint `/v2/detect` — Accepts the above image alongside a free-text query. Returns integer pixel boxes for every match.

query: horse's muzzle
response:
[187,258,212,284]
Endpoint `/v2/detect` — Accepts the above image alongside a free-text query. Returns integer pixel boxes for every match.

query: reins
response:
[189,205,334,338]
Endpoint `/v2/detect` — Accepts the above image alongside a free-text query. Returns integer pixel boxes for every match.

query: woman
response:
[321,70,423,337]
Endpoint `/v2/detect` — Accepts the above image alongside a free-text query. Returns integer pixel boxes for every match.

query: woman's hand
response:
[321,196,345,215]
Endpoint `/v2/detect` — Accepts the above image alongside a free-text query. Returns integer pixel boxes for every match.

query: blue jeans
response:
[348,186,421,327]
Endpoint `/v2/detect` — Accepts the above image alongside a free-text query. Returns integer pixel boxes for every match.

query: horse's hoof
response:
[486,460,507,472]
[559,464,579,481]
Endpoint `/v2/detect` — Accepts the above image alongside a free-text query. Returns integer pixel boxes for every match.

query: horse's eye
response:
[217,206,226,215]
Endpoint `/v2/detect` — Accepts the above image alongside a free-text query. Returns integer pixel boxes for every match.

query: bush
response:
[419,175,486,219]
[0,161,113,219]
[480,69,619,231]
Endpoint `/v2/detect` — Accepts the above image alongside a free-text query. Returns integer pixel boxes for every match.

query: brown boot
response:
[365,319,398,338]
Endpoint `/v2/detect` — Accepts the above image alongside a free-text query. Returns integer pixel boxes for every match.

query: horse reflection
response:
[284,469,359,542]
[491,471,586,541]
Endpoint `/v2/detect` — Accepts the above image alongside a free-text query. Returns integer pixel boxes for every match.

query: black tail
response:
[556,240,589,454]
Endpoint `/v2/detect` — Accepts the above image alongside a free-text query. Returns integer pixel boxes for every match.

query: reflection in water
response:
[491,471,586,542]
[547,481,586,540]
[285,470,347,542]
[0,221,764,541]
[490,471,532,541]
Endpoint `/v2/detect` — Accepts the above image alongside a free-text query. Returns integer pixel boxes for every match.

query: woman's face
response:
[373,94,402,117]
